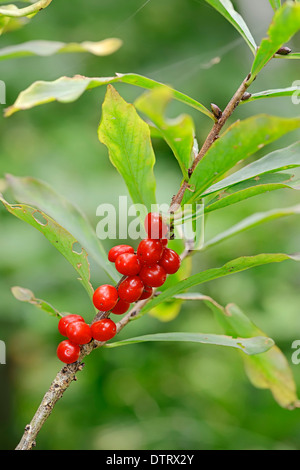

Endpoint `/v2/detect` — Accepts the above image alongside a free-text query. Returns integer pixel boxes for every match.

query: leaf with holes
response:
[0,195,94,302]
[5,174,119,283]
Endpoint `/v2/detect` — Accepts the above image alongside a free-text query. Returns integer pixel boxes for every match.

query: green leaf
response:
[269,0,281,11]
[98,85,157,211]
[5,174,119,283]
[105,332,274,356]
[241,86,300,103]
[213,301,299,409]
[183,115,300,204]
[275,52,300,59]
[137,252,300,317]
[0,0,52,17]
[134,87,195,178]
[11,286,63,318]
[4,73,214,120]
[204,170,300,213]
[250,2,300,82]
[204,141,300,197]
[0,38,122,61]
[203,204,300,250]
[205,0,257,54]
[0,194,95,302]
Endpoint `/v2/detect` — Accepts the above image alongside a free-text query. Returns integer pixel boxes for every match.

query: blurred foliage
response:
[0,0,300,450]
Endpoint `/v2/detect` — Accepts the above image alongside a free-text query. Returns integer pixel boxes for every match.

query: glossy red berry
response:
[161,238,168,247]
[57,340,80,364]
[137,238,164,266]
[144,212,168,239]
[108,245,134,263]
[66,321,92,345]
[138,285,153,300]
[159,248,181,274]
[111,298,131,315]
[91,319,117,341]
[118,275,144,303]
[93,285,118,312]
[58,314,85,337]
[115,252,141,276]
[139,264,167,287]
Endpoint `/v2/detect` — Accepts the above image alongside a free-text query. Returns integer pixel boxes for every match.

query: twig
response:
[15,73,252,450]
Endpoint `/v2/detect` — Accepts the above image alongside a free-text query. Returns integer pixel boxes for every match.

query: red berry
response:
[144,212,168,239]
[57,340,80,364]
[138,285,153,300]
[161,238,168,247]
[139,264,167,287]
[159,248,181,274]
[137,239,164,266]
[108,245,134,263]
[91,319,117,341]
[111,298,131,315]
[93,285,118,311]
[58,314,85,337]
[115,252,141,276]
[66,321,92,345]
[118,276,144,303]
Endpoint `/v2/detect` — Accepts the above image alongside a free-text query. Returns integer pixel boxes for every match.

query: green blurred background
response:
[1,0,300,450]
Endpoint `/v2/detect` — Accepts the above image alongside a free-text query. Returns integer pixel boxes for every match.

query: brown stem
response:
[15,73,252,451]
[170,73,251,210]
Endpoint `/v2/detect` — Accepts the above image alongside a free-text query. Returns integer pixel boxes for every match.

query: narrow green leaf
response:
[137,252,300,317]
[275,52,300,59]
[98,85,157,211]
[183,115,300,204]
[105,332,274,356]
[204,170,300,213]
[203,204,300,250]
[205,0,257,54]
[0,0,52,17]
[5,174,119,283]
[204,141,300,197]
[241,86,300,103]
[0,38,122,61]
[11,286,63,318]
[269,0,281,11]
[250,3,300,82]
[4,73,214,120]
[135,87,195,178]
[0,195,95,302]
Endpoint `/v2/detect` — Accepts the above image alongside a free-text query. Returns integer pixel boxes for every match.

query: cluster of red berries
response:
[92,212,181,315]
[56,314,117,364]
[56,213,181,364]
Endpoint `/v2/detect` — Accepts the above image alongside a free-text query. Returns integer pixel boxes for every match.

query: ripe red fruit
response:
[138,285,153,300]
[159,248,181,274]
[139,264,167,287]
[111,298,131,315]
[108,245,134,263]
[115,252,141,276]
[118,276,144,303]
[161,238,168,247]
[58,314,85,337]
[144,212,168,239]
[137,239,164,266]
[66,321,92,345]
[93,284,118,311]
[57,340,80,364]
[91,319,117,341]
